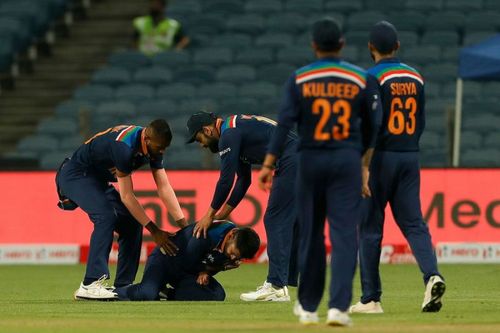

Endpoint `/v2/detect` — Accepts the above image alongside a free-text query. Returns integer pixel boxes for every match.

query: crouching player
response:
[80,221,260,301]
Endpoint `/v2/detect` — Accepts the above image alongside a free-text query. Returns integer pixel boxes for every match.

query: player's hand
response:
[224,260,241,271]
[197,272,210,285]
[152,229,178,256]
[361,166,371,198]
[257,167,273,191]
[193,214,213,239]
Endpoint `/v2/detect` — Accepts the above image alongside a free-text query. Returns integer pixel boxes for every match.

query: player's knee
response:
[138,284,160,301]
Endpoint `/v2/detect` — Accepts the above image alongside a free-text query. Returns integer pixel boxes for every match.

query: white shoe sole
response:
[326,320,352,327]
[422,280,446,312]
[240,294,290,302]
[74,290,117,301]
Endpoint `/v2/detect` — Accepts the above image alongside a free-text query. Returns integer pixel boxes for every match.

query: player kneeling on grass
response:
[75,221,260,301]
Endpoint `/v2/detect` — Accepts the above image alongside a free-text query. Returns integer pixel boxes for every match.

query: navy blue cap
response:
[312,18,343,52]
[370,21,399,54]
[186,111,217,143]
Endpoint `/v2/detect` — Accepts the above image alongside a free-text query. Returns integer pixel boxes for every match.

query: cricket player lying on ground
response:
[74,221,260,301]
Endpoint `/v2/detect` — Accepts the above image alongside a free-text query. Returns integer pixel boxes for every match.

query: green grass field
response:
[0,263,499,333]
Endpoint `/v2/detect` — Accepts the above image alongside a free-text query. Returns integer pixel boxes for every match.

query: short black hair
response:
[148,119,172,148]
[234,227,260,259]
[312,17,343,52]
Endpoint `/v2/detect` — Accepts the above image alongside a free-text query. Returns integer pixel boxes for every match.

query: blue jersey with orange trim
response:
[268,57,381,156]
[71,125,163,182]
[367,58,425,152]
[211,114,298,210]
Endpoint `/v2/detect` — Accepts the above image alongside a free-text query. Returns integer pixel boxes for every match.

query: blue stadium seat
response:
[425,11,465,32]
[461,149,500,167]
[17,134,58,156]
[441,82,456,98]
[157,83,197,100]
[137,99,177,118]
[285,0,323,12]
[401,46,441,65]
[324,0,363,13]
[464,32,496,46]
[198,82,238,98]
[210,33,253,49]
[398,31,419,47]
[37,117,78,137]
[168,0,202,15]
[173,65,215,85]
[461,82,483,101]
[344,31,370,47]
[347,11,387,31]
[203,0,244,15]
[444,0,483,11]
[255,33,294,48]
[265,13,307,34]
[276,47,314,67]
[484,133,500,149]
[406,0,443,11]
[421,31,460,46]
[226,14,265,35]
[423,63,457,83]
[54,99,94,119]
[464,101,499,116]
[193,47,233,65]
[39,151,74,170]
[465,13,500,32]
[424,81,441,99]
[92,67,131,87]
[484,0,500,10]
[188,15,227,34]
[460,131,483,150]
[441,46,460,62]
[244,0,283,13]
[218,97,259,115]
[59,134,84,151]
[108,50,151,71]
[178,99,218,114]
[95,101,136,118]
[73,84,114,102]
[342,46,359,63]
[115,84,155,104]
[239,81,278,99]
[133,66,172,86]
[215,64,256,83]
[420,131,444,150]
[388,12,425,32]
[257,63,295,85]
[420,148,448,167]
[305,13,345,29]
[482,82,500,100]
[424,113,448,134]
[235,48,274,66]
[152,51,191,67]
[0,17,32,53]
[463,114,500,132]
[366,0,406,11]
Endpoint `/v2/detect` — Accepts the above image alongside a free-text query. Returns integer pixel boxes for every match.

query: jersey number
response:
[312,98,351,141]
[388,97,417,135]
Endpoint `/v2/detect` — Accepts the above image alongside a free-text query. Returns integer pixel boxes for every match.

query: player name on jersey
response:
[302,82,360,99]
[390,82,418,96]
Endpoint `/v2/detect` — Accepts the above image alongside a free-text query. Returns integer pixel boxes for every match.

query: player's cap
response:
[312,17,343,51]
[186,111,217,143]
[370,21,399,54]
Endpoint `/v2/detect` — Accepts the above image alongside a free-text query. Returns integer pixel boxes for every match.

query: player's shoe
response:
[293,301,319,325]
[240,281,290,302]
[326,308,353,327]
[349,301,384,314]
[422,275,446,312]
[74,275,118,301]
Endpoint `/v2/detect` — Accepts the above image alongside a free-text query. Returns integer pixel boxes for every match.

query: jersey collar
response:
[376,57,400,65]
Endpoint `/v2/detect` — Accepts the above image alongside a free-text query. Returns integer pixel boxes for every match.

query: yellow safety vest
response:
[133,16,181,56]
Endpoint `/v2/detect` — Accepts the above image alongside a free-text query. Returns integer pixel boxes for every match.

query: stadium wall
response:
[0,169,499,264]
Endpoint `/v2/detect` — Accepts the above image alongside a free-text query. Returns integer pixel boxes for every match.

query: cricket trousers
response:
[56,159,143,287]
[296,148,361,312]
[358,150,441,303]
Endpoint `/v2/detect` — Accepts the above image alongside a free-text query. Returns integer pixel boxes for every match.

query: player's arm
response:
[216,161,252,220]
[259,74,300,190]
[152,168,187,228]
[173,25,190,50]
[194,131,242,238]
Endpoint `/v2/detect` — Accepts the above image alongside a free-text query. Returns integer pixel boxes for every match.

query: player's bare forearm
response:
[117,173,150,226]
[153,169,185,222]
[214,204,234,220]
[262,154,277,169]
[362,148,374,168]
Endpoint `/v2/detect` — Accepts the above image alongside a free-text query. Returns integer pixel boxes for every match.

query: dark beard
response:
[208,138,219,153]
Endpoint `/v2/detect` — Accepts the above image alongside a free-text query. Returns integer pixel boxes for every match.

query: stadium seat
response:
[178,99,218,114]
[285,0,323,12]
[464,101,499,116]
[217,97,259,115]
[257,63,295,85]
[441,46,460,62]
[444,0,483,11]
[115,84,155,104]
[424,81,441,99]
[203,0,244,15]
[421,32,460,47]
[460,131,483,150]
[463,114,500,132]
[424,11,465,32]
[387,12,425,33]
[95,101,136,118]
[156,83,197,100]
[420,131,444,150]
[0,17,32,53]
[235,48,274,66]
[420,148,448,167]
[133,66,172,86]
[406,0,443,11]
[424,113,448,134]
[347,11,387,31]
[484,0,500,10]
[239,81,278,99]
[173,65,215,85]
[73,84,114,102]
[484,132,500,149]
[193,47,233,65]
[0,1,51,37]
[168,0,202,15]
[304,13,345,29]
[344,31,370,47]
[366,0,406,11]
[324,0,363,13]
[210,33,253,49]
[401,46,441,66]
[39,151,74,170]
[461,82,483,101]
[423,63,457,83]
[464,13,500,32]
[17,134,59,156]
[108,50,151,71]
[92,67,131,87]
[215,64,256,83]
[265,13,307,34]
[398,31,419,48]
[276,47,314,67]
[464,32,496,46]
[244,0,283,13]
[255,33,294,48]
[461,149,500,167]
[37,118,78,137]
[54,100,94,119]
[152,51,192,67]
[0,39,13,72]
[137,99,177,118]
[482,82,500,100]
[188,15,227,34]
[226,14,265,35]
[59,135,84,151]
[341,46,359,63]
[198,82,238,98]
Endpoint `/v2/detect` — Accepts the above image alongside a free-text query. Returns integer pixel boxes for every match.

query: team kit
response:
[55,19,446,326]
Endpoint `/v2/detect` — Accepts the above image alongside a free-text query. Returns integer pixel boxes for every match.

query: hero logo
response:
[219,147,231,156]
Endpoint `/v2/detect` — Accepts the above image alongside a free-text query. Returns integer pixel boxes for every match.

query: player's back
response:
[293,57,368,151]
[368,58,425,152]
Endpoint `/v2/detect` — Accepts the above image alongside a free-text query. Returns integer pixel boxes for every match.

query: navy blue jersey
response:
[269,57,381,156]
[367,58,425,152]
[172,221,236,274]
[211,114,298,210]
[71,125,163,182]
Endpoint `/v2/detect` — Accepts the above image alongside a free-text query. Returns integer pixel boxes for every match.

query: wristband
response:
[145,221,157,233]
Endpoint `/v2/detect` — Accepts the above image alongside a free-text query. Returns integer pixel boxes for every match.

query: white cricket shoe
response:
[326,308,353,327]
[422,275,446,312]
[240,281,290,302]
[293,301,319,325]
[74,275,118,301]
[349,301,384,314]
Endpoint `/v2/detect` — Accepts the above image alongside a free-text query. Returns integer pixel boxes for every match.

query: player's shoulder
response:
[369,60,424,85]
[113,125,142,149]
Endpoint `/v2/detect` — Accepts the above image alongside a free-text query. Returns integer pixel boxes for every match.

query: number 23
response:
[312,98,351,141]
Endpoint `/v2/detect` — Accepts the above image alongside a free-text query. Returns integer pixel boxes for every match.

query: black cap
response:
[312,17,343,52]
[185,111,217,143]
[369,21,399,54]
